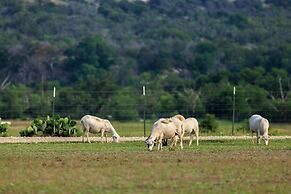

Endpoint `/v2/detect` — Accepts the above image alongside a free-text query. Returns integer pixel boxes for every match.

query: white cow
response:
[183,118,199,146]
[151,115,185,130]
[172,114,186,122]
[249,114,269,145]
[156,115,185,146]
[145,118,184,151]
[80,115,120,143]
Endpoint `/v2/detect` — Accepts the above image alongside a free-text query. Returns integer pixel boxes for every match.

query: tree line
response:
[0,0,290,121]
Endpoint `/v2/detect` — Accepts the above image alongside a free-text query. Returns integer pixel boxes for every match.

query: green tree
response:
[56,87,94,118]
[0,46,9,70]
[201,83,233,118]
[201,114,218,132]
[0,85,29,118]
[65,35,118,76]
[190,41,218,73]
[102,87,139,120]
[155,92,176,116]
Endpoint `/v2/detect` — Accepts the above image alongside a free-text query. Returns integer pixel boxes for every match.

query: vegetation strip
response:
[0,1,291,122]
[0,136,290,144]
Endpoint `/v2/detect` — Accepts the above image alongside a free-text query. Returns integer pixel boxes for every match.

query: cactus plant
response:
[0,123,9,137]
[19,115,82,137]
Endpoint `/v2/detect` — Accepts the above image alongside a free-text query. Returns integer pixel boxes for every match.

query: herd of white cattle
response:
[80,114,270,151]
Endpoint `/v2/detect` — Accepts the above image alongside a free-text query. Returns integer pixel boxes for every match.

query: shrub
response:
[19,126,35,137]
[236,119,249,133]
[201,114,218,132]
[19,115,82,137]
[0,123,9,137]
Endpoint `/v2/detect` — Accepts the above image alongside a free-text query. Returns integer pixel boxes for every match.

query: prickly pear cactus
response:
[19,115,82,137]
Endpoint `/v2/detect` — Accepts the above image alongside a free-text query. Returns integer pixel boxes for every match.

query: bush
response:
[19,115,82,137]
[0,123,9,137]
[19,126,35,137]
[235,119,249,133]
[201,114,218,132]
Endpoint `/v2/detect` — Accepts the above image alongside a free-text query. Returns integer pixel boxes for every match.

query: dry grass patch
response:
[0,140,290,193]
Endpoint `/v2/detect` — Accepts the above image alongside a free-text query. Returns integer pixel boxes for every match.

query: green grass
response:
[111,120,154,137]
[4,119,291,137]
[0,140,290,193]
[4,120,155,137]
[207,120,291,136]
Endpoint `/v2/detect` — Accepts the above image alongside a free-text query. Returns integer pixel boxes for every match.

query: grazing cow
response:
[157,115,185,146]
[249,114,269,145]
[183,118,199,146]
[80,115,120,143]
[145,118,184,151]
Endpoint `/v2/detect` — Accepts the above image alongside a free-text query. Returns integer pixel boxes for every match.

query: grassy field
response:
[0,139,290,193]
[5,119,291,137]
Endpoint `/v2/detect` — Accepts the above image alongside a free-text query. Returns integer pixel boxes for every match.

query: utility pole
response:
[143,85,146,137]
[232,86,236,136]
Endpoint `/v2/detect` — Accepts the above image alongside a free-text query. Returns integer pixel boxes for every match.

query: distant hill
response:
[0,0,290,85]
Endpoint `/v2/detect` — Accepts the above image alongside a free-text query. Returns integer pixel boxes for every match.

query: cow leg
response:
[195,130,199,146]
[251,131,254,144]
[105,134,108,143]
[157,138,162,151]
[81,128,84,142]
[101,130,105,143]
[170,137,176,150]
[86,130,90,143]
[180,135,184,150]
[177,133,184,150]
[82,124,90,143]
[174,136,178,147]
[159,139,163,151]
[158,135,164,151]
[189,133,193,146]
[257,131,260,144]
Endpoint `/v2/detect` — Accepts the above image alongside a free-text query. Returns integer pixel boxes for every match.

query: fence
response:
[0,87,291,123]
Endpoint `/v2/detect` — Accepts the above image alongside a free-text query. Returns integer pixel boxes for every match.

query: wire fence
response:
[0,88,291,123]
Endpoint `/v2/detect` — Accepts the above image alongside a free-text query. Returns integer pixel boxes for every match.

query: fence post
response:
[53,86,56,134]
[143,85,146,137]
[232,86,236,135]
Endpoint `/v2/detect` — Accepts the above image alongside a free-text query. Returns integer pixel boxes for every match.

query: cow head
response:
[112,134,120,143]
[262,134,269,145]
[145,137,156,151]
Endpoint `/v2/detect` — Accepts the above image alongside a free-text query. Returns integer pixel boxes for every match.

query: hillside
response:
[0,0,290,120]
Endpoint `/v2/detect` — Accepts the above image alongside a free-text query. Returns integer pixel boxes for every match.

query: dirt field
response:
[0,140,290,193]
